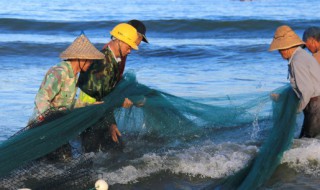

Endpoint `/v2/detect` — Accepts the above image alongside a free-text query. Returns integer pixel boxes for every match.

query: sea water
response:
[0,0,320,189]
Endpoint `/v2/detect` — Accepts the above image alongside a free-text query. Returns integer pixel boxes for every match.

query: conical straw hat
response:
[60,34,105,60]
[269,25,305,51]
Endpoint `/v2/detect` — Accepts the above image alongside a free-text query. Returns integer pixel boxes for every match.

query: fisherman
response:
[303,26,320,64]
[269,25,320,138]
[78,21,148,152]
[100,20,149,79]
[31,33,105,160]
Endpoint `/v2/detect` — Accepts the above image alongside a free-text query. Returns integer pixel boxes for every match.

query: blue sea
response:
[0,0,320,189]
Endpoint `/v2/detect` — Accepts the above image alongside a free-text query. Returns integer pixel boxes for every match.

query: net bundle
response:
[0,72,299,189]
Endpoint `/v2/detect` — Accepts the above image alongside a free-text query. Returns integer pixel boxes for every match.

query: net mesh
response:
[0,72,299,189]
[204,85,299,190]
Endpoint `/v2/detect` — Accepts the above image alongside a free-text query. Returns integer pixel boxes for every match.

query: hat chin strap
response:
[78,59,88,72]
[117,40,123,59]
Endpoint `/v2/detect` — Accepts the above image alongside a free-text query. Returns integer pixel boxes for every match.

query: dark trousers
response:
[300,96,320,138]
[44,143,72,161]
[80,112,116,153]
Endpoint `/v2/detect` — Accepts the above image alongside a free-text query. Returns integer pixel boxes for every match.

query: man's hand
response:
[135,97,146,107]
[93,101,104,105]
[122,98,133,108]
[270,93,280,101]
[38,115,45,122]
[110,124,121,143]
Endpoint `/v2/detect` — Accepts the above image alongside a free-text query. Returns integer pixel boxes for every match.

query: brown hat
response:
[60,34,105,60]
[269,25,305,51]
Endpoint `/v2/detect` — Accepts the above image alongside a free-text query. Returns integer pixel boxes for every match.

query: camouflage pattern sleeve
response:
[35,68,63,115]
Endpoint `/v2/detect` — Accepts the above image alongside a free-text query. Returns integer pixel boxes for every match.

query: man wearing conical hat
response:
[108,20,149,80]
[29,34,104,160]
[77,22,148,152]
[33,34,104,120]
[270,25,320,138]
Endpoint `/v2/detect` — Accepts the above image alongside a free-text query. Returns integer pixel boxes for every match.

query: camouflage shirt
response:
[78,47,121,101]
[35,61,77,115]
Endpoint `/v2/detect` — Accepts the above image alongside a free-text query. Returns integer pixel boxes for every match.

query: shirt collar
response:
[108,45,122,63]
[288,46,301,65]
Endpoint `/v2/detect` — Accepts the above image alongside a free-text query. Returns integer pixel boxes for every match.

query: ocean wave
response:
[0,40,106,57]
[100,142,257,185]
[0,33,270,45]
[0,36,270,58]
[281,138,320,176]
[0,18,319,35]
[0,18,115,33]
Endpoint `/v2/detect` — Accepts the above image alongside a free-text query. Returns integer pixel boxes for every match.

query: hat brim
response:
[142,35,149,43]
[269,41,305,51]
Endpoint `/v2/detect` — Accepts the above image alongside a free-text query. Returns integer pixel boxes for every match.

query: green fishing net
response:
[204,85,299,190]
[0,73,299,190]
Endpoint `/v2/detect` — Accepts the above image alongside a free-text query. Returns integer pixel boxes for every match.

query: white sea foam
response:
[0,33,270,47]
[281,138,320,176]
[171,143,256,178]
[101,142,257,185]
[99,154,165,184]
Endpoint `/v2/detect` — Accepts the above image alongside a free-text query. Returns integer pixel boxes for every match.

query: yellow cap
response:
[110,23,139,50]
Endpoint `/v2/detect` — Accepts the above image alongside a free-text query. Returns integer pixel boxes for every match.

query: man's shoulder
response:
[46,63,68,79]
[293,47,308,57]
[292,48,320,71]
[293,48,315,63]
